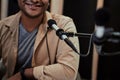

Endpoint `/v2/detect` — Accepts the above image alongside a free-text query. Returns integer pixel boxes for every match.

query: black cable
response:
[46,28,51,64]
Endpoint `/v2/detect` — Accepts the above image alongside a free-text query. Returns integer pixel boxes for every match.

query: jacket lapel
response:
[7,26,18,76]
[6,14,20,77]
[32,11,52,66]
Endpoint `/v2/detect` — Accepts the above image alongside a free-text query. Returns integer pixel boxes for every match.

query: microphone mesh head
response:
[47,19,57,29]
[95,8,110,26]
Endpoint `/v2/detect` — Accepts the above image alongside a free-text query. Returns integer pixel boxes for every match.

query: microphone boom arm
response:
[63,32,92,37]
[62,32,93,57]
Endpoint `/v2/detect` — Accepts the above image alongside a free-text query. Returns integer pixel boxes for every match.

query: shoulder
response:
[46,11,76,32]
[0,11,21,27]
[46,11,73,24]
[51,13,73,23]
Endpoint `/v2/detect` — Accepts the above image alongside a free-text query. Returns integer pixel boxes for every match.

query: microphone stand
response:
[63,32,93,57]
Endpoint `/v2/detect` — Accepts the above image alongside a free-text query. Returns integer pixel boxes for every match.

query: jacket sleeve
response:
[33,17,80,80]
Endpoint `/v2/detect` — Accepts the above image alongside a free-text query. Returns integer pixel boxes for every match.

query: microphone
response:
[0,59,6,80]
[93,8,111,45]
[93,8,120,55]
[93,8,120,45]
[47,19,79,54]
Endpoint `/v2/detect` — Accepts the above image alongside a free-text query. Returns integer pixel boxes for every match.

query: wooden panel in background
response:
[50,0,64,14]
[0,0,8,19]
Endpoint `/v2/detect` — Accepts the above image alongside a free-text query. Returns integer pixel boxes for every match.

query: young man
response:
[0,0,80,80]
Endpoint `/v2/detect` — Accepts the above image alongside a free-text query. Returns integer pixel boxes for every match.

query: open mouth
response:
[25,3,41,7]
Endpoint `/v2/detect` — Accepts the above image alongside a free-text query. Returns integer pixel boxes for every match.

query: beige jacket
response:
[0,11,80,80]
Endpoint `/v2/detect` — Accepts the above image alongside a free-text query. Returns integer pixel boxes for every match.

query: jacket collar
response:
[3,11,52,32]
[2,11,21,31]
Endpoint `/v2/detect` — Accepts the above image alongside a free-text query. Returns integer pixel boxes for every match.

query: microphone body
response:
[48,20,67,40]
[93,8,111,45]
[48,19,79,54]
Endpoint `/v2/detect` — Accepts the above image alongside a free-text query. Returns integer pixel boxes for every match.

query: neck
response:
[20,14,44,32]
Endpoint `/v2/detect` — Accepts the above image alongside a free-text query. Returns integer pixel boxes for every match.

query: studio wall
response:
[8,0,19,16]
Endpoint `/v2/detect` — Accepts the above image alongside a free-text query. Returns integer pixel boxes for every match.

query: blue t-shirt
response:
[15,23,38,73]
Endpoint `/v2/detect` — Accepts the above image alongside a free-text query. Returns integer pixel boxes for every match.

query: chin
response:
[27,14,42,18]
[24,11,43,18]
